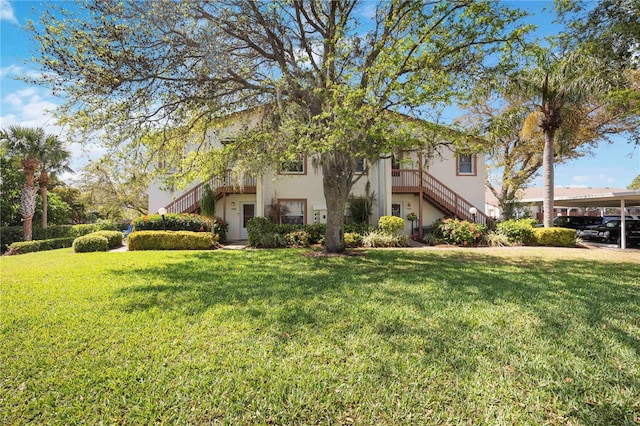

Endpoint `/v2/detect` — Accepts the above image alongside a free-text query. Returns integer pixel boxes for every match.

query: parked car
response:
[578,215,640,240]
[553,216,602,232]
[592,219,640,245]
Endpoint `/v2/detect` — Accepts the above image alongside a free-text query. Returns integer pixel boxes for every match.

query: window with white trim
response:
[457,154,475,175]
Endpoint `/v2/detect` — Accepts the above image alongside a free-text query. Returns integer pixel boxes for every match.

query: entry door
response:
[240,203,255,239]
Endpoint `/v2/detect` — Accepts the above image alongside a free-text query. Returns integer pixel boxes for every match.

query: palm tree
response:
[1,126,45,241]
[36,135,72,228]
[513,47,618,227]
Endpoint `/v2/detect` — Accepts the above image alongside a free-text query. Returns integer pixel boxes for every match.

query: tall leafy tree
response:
[28,0,530,252]
[0,147,24,227]
[629,175,640,190]
[36,134,72,228]
[0,126,45,240]
[76,158,149,220]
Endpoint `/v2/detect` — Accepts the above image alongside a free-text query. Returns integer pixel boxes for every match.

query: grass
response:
[1,246,639,425]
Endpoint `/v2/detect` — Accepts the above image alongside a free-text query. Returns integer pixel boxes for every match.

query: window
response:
[279,200,306,225]
[280,155,306,174]
[355,157,367,173]
[457,154,476,175]
[391,202,402,218]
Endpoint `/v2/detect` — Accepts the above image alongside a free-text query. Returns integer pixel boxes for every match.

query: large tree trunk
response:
[322,152,352,254]
[542,128,556,227]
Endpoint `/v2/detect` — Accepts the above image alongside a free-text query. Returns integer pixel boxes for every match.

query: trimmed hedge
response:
[132,213,208,232]
[90,231,124,250]
[1,221,119,253]
[127,231,217,251]
[532,227,577,247]
[73,235,109,253]
[6,237,75,255]
[377,215,405,235]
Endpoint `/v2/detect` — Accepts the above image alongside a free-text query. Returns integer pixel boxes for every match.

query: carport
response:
[553,190,640,249]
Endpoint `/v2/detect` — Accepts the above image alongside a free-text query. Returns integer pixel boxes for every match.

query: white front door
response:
[240,203,255,239]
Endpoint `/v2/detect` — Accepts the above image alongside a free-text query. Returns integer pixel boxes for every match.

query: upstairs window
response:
[457,154,476,176]
[280,155,306,174]
[355,157,367,174]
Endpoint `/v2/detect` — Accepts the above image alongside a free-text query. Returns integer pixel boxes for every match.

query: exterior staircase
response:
[163,172,256,214]
[392,169,492,226]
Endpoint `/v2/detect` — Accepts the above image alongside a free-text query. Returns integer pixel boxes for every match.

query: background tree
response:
[28,0,529,253]
[51,185,89,224]
[0,150,23,227]
[629,175,640,190]
[75,158,149,220]
[1,126,46,241]
[36,134,72,228]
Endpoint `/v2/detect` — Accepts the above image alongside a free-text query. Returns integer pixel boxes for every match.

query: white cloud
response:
[1,0,17,24]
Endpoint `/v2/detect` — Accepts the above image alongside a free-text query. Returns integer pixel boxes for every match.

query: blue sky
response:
[1,0,639,188]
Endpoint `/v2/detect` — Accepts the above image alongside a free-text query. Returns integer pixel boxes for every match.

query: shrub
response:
[344,223,373,235]
[362,231,408,248]
[495,219,537,245]
[127,231,217,251]
[304,223,326,245]
[90,231,124,249]
[344,232,363,248]
[247,217,276,247]
[70,224,103,238]
[532,227,577,247]
[132,213,208,232]
[377,215,405,235]
[433,218,487,246]
[213,217,229,242]
[483,231,511,247]
[73,235,109,253]
[284,230,310,247]
[6,237,75,255]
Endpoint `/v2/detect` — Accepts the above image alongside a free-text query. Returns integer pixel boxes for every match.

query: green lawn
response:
[1,247,639,424]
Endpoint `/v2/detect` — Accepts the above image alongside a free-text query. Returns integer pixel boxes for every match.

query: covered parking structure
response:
[552,190,640,249]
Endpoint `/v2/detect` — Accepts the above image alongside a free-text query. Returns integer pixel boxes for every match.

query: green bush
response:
[1,222,117,253]
[132,213,208,232]
[344,223,374,235]
[304,223,326,245]
[73,235,109,253]
[6,237,75,255]
[90,231,123,250]
[344,232,363,248]
[433,218,487,246]
[127,231,216,251]
[284,230,310,247]
[247,217,276,247]
[377,216,405,235]
[532,227,577,247]
[362,231,408,247]
[495,219,537,245]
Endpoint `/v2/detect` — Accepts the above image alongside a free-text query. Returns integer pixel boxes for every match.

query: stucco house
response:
[149,109,489,241]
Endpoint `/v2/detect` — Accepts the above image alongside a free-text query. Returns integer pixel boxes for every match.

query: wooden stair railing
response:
[164,172,257,214]
[392,169,492,226]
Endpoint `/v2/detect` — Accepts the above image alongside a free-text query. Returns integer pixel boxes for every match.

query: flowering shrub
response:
[213,217,229,242]
[433,218,486,246]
